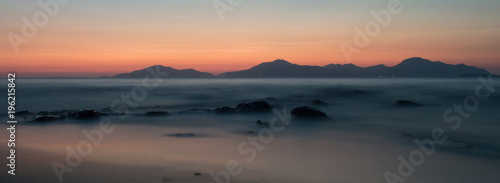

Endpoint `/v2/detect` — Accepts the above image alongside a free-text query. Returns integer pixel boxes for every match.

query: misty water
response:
[1,78,500,183]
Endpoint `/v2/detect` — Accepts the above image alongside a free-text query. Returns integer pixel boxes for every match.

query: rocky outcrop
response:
[291,106,329,120]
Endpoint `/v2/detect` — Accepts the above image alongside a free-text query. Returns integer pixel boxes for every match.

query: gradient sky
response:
[1,0,499,77]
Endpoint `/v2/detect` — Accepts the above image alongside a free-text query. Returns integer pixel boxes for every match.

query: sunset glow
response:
[1,0,499,77]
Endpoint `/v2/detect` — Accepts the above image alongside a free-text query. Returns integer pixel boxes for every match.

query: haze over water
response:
[1,78,499,183]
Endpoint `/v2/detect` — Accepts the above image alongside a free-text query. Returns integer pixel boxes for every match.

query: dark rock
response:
[291,106,329,120]
[17,110,34,116]
[144,111,170,116]
[213,101,272,114]
[212,106,236,114]
[174,133,195,137]
[395,100,422,107]
[166,133,210,138]
[36,110,77,119]
[72,109,101,120]
[33,115,60,122]
[37,111,52,115]
[247,131,256,134]
[256,120,270,127]
[193,172,202,176]
[312,99,328,106]
[235,101,272,113]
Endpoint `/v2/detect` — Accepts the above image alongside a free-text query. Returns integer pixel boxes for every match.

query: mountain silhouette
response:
[387,57,489,77]
[113,58,490,78]
[114,65,213,78]
[219,57,489,78]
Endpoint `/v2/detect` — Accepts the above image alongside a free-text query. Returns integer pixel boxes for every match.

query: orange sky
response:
[1,0,499,77]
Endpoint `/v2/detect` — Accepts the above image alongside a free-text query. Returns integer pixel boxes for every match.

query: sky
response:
[1,0,499,77]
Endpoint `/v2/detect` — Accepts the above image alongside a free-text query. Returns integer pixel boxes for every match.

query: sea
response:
[1,78,499,183]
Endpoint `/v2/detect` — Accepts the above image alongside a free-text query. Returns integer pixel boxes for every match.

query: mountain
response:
[387,57,490,77]
[112,58,491,78]
[114,65,213,78]
[218,57,490,78]
[219,59,330,77]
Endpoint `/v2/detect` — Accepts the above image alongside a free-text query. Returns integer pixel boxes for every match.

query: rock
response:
[395,100,422,107]
[180,108,206,114]
[144,111,170,116]
[72,109,102,120]
[193,172,202,176]
[17,110,34,116]
[212,106,236,114]
[213,101,272,114]
[33,115,60,122]
[247,131,257,134]
[173,133,195,137]
[235,101,272,113]
[256,120,270,127]
[37,111,53,115]
[291,106,329,120]
[312,99,328,106]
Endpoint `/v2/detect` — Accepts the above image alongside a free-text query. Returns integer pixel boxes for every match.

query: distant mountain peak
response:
[273,59,289,62]
[114,65,213,78]
[401,57,431,63]
[252,59,295,69]
[265,59,293,65]
[323,63,360,70]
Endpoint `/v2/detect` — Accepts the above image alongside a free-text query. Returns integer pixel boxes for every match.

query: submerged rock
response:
[193,172,202,176]
[33,115,60,122]
[17,110,34,116]
[235,101,272,113]
[256,120,270,127]
[72,109,102,120]
[144,111,170,116]
[166,133,198,138]
[395,100,422,107]
[291,106,329,120]
[312,99,328,106]
[175,133,195,137]
[213,101,272,114]
[212,106,237,114]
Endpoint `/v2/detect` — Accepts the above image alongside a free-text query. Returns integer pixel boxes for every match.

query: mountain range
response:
[112,57,491,78]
